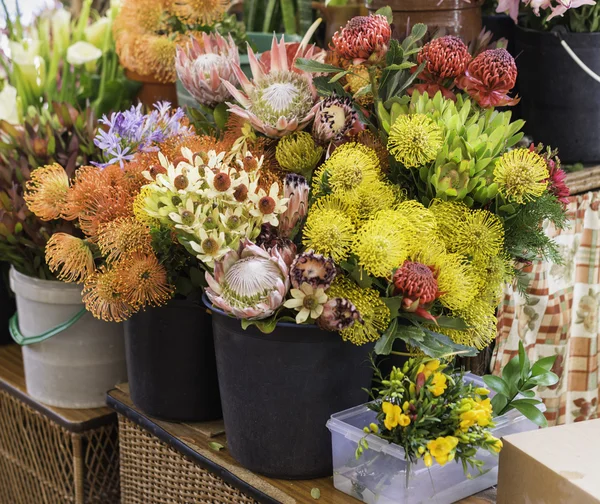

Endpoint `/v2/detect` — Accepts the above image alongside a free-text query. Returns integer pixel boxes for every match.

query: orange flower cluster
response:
[113,0,227,82]
[25,162,173,322]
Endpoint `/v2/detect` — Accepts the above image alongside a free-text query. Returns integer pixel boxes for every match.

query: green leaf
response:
[418,329,478,358]
[386,62,415,71]
[518,389,536,398]
[295,58,344,74]
[529,372,559,387]
[513,402,547,427]
[491,393,508,416]
[409,23,427,41]
[329,70,350,83]
[511,398,542,407]
[375,5,393,24]
[435,316,470,330]
[502,356,521,393]
[483,375,511,397]
[518,341,530,380]
[209,442,224,451]
[374,318,399,355]
[311,488,321,500]
[531,355,557,376]
[382,297,402,317]
[213,102,228,130]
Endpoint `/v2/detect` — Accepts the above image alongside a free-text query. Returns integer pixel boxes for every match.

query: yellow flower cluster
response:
[457,396,494,432]
[424,436,459,467]
[382,401,411,430]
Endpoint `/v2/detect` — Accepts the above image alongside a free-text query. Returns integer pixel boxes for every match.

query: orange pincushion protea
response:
[82,266,132,322]
[45,233,96,283]
[331,14,391,64]
[117,253,173,308]
[456,48,519,108]
[97,217,153,264]
[393,261,441,322]
[24,163,70,221]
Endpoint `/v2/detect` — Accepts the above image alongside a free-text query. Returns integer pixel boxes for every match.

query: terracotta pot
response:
[366,0,483,42]
[312,1,368,44]
[125,69,178,108]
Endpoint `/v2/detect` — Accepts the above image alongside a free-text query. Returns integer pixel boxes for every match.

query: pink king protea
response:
[205,239,290,320]
[176,33,240,107]
[221,33,320,138]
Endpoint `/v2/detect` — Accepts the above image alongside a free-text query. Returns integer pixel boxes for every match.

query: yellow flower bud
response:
[369,423,379,434]
[363,427,370,433]
[476,387,490,396]
[424,453,433,468]
[418,446,425,455]
[402,401,410,412]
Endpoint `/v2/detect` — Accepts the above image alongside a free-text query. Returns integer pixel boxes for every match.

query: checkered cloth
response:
[492,191,600,426]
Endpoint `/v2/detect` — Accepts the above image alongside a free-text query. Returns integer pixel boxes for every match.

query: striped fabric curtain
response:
[491,191,600,426]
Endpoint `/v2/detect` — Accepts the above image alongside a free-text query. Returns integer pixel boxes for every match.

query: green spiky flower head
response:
[275,131,324,177]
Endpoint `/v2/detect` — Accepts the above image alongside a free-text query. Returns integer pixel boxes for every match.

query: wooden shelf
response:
[107,385,496,504]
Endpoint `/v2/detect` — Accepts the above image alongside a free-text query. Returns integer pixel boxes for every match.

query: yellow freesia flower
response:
[424,452,433,468]
[428,372,448,397]
[427,436,459,466]
[398,414,411,427]
[459,397,493,431]
[417,359,441,379]
[382,401,402,430]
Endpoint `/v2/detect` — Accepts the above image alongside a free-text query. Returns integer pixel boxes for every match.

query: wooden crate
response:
[0,345,120,504]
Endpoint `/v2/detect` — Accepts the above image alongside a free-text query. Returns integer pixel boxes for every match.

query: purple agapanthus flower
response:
[93,101,190,168]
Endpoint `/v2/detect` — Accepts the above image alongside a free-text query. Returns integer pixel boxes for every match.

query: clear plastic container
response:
[326,373,542,504]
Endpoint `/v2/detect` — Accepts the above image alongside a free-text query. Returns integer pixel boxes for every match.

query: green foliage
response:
[244,0,313,34]
[0,104,99,279]
[569,3,600,32]
[150,225,203,299]
[503,193,569,263]
[385,91,524,208]
[483,341,558,427]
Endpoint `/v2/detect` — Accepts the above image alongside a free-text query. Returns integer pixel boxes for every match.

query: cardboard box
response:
[497,418,600,504]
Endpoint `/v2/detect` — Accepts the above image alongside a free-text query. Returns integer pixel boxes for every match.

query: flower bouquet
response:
[20,103,223,419]
[327,349,558,503]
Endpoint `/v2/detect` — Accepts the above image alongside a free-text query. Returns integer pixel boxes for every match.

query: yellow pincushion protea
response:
[312,142,381,198]
[326,277,390,346]
[302,196,355,262]
[387,114,444,168]
[494,148,549,204]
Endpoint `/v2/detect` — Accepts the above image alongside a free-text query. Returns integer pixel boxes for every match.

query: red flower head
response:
[331,14,391,64]
[456,48,520,108]
[393,261,440,323]
[530,143,571,207]
[418,36,472,83]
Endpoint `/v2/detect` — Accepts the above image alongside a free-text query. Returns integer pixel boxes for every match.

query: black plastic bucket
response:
[483,14,516,53]
[515,26,600,163]
[0,262,15,346]
[206,296,374,479]
[124,299,222,422]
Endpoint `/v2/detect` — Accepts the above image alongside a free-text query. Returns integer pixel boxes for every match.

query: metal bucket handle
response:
[9,307,88,346]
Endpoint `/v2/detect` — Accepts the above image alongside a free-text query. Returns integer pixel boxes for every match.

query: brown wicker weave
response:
[118,416,258,504]
[0,388,120,504]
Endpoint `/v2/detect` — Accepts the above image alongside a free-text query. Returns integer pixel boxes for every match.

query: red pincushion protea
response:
[418,36,472,83]
[456,48,520,108]
[331,14,391,64]
[393,261,440,323]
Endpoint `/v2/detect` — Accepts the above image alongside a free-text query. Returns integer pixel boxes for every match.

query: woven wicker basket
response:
[118,415,258,504]
[0,388,120,504]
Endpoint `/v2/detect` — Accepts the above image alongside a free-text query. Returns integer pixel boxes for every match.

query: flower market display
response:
[0,0,576,499]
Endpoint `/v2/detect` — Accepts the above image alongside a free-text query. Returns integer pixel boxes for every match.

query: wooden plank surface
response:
[566,165,600,195]
[108,387,496,504]
[0,344,115,431]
